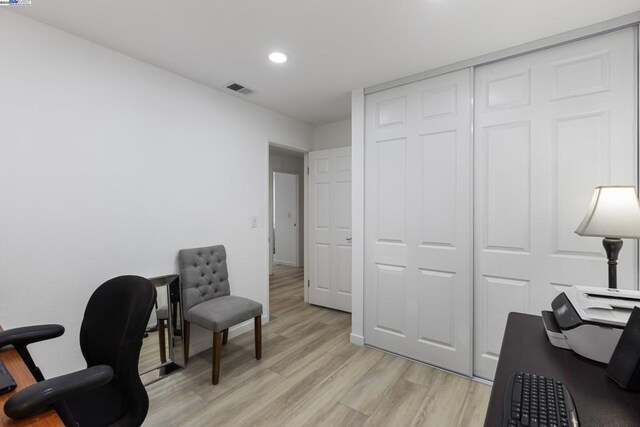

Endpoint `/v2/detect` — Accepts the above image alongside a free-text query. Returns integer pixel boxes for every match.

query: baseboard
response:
[190,314,269,356]
[274,260,300,267]
[472,376,494,387]
[350,333,365,346]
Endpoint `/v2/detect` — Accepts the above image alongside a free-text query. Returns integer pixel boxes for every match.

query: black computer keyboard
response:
[0,360,17,395]
[504,372,579,427]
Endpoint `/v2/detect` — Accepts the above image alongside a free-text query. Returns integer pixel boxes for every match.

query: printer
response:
[542,286,640,364]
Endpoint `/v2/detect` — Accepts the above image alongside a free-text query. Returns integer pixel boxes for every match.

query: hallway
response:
[270,264,305,314]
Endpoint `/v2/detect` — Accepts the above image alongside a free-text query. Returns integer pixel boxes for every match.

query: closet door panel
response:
[474,28,637,380]
[365,68,473,375]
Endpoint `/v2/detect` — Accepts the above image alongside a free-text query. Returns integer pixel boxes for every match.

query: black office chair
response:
[0,275,156,427]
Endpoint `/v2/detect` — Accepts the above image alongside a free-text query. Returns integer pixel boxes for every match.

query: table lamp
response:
[575,186,640,289]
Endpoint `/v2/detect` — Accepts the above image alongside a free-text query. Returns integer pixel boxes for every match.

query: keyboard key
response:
[512,381,523,403]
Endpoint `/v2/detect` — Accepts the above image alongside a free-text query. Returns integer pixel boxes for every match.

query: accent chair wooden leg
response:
[158,319,167,363]
[212,331,222,385]
[254,316,262,360]
[183,320,190,365]
[222,328,229,345]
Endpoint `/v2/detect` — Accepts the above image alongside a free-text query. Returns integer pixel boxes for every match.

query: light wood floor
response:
[144,265,491,426]
[139,327,167,375]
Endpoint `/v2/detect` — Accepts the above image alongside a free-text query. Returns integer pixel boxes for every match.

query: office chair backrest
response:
[79,275,156,426]
[179,245,231,315]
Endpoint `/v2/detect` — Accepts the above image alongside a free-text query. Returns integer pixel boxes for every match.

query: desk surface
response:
[0,327,63,427]
[485,313,640,426]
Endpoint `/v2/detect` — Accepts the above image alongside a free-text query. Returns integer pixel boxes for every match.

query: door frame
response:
[266,142,310,310]
[352,19,640,378]
[273,171,300,268]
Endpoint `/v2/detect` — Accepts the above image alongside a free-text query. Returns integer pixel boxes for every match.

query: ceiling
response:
[15,1,640,125]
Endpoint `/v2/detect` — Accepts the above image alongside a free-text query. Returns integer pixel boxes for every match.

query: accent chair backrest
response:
[178,245,231,315]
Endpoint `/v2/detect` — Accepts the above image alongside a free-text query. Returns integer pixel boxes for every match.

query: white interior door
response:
[474,28,638,380]
[309,147,352,312]
[364,68,473,375]
[274,172,299,267]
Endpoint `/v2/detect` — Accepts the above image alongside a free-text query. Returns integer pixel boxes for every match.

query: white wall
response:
[312,119,352,150]
[0,10,312,377]
[268,148,305,273]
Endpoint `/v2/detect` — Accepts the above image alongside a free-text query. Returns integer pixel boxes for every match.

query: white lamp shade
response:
[575,186,640,239]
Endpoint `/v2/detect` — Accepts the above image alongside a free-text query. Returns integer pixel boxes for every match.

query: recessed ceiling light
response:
[268,52,288,64]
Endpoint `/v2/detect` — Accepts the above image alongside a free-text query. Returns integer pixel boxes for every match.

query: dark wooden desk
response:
[485,313,640,426]
[0,327,64,427]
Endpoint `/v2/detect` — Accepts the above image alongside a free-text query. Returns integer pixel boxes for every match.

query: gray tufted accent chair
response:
[178,245,262,385]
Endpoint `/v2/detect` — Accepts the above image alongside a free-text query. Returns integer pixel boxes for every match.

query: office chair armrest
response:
[0,325,65,350]
[3,365,114,420]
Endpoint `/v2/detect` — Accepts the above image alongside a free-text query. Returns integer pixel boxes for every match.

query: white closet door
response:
[309,147,352,312]
[474,28,637,380]
[364,68,473,375]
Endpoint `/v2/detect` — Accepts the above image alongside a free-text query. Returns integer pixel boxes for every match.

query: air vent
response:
[225,82,253,95]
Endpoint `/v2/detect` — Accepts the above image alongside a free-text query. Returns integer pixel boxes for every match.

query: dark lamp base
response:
[603,237,623,290]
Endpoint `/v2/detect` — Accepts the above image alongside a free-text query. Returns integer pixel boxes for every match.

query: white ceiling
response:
[15,1,640,125]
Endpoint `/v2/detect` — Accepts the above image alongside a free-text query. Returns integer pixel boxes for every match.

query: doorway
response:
[268,145,305,289]
[268,143,354,315]
[273,171,300,267]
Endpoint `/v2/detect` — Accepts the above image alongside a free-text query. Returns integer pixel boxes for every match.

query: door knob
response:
[346,237,352,241]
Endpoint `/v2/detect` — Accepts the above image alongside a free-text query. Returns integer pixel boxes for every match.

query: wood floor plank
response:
[403,361,442,388]
[316,309,351,326]
[221,351,349,426]
[314,402,368,427]
[410,372,474,427]
[274,308,340,339]
[143,390,207,426]
[340,352,411,415]
[279,348,385,426]
[456,381,492,427]
[271,326,350,378]
[252,324,337,375]
[363,378,431,426]
[325,330,362,360]
[178,369,286,426]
